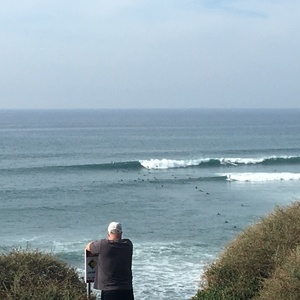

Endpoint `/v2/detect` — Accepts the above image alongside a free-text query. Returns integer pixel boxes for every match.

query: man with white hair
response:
[86,222,134,300]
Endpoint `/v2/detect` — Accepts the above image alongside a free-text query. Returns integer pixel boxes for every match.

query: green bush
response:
[193,201,300,300]
[0,249,95,300]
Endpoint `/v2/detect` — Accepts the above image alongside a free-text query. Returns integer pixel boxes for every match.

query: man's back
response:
[86,221,134,300]
[90,239,133,290]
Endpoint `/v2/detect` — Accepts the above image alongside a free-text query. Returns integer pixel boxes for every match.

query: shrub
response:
[255,245,300,300]
[0,249,95,300]
[193,202,300,299]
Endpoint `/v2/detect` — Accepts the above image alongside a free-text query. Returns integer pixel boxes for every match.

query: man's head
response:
[107,222,122,239]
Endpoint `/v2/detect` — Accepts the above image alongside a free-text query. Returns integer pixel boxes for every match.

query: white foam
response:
[139,157,266,169]
[139,158,208,170]
[219,157,265,165]
[131,242,214,300]
[220,172,300,182]
[140,156,300,170]
[220,155,299,165]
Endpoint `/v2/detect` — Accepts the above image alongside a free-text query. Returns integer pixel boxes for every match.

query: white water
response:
[139,156,299,170]
[221,172,300,182]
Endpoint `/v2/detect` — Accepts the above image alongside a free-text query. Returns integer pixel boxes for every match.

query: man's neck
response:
[108,234,122,241]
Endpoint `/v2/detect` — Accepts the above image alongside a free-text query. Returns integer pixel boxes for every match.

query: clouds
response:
[0,1,299,109]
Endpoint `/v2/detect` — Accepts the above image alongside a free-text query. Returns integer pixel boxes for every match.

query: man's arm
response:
[86,242,92,252]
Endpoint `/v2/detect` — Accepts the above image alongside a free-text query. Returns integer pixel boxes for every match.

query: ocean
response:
[1,109,300,299]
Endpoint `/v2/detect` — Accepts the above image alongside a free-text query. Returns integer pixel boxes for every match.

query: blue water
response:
[1,109,300,299]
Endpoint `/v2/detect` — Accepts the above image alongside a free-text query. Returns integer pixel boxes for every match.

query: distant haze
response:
[0,1,299,109]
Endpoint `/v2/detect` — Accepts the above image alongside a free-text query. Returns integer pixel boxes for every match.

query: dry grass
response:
[193,201,300,300]
[255,245,300,300]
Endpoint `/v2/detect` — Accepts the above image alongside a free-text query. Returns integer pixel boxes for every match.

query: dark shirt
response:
[89,239,133,291]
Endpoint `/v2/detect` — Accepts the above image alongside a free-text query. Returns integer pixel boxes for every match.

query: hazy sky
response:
[0,1,299,109]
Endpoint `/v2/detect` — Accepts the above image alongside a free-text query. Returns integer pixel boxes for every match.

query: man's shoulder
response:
[122,239,133,247]
[92,239,107,245]
[89,239,108,253]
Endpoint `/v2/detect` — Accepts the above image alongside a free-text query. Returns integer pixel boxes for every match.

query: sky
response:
[0,0,299,109]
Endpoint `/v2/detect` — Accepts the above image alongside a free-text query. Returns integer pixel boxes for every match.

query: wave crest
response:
[139,158,210,170]
[139,156,300,170]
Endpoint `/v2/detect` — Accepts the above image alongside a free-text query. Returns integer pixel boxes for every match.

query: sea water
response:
[1,109,300,299]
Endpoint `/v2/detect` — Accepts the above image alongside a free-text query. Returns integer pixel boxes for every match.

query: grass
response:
[0,248,96,300]
[192,201,300,300]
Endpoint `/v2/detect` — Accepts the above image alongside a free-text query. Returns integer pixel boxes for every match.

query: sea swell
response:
[2,155,300,173]
[1,161,143,174]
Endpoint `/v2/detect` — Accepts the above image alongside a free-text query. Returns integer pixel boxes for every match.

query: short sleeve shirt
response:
[89,239,133,291]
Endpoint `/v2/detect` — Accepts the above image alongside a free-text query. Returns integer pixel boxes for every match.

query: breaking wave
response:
[139,156,300,170]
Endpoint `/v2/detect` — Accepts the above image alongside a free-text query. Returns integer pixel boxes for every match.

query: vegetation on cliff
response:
[192,202,300,300]
[0,249,95,300]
